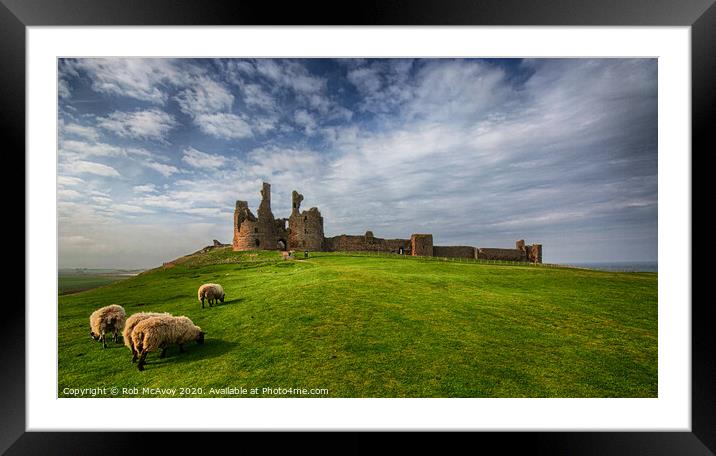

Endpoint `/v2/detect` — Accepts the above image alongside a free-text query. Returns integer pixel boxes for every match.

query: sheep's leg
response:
[160,347,168,358]
[113,330,120,344]
[101,331,107,349]
[201,296,205,309]
[137,351,148,371]
[179,344,185,354]
[131,347,138,363]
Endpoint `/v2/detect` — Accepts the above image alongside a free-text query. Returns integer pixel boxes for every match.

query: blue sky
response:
[57,58,657,269]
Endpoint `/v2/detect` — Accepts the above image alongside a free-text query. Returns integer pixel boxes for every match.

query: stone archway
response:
[277,239,286,250]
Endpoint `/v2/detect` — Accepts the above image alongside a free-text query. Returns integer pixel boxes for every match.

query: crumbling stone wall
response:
[433,245,476,259]
[288,191,324,251]
[324,232,410,253]
[232,201,259,251]
[476,247,527,262]
[232,182,279,251]
[411,234,433,257]
[527,244,542,263]
[275,218,289,250]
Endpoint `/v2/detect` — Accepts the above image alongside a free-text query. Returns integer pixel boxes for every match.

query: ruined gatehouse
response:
[232,182,542,263]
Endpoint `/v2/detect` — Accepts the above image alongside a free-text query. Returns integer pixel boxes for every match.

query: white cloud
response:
[253,60,326,96]
[133,184,157,193]
[176,77,234,115]
[406,59,509,121]
[58,59,79,99]
[97,109,178,141]
[143,161,180,177]
[68,160,121,177]
[247,146,323,175]
[347,66,382,93]
[182,147,229,169]
[174,77,257,139]
[193,113,253,139]
[69,58,188,104]
[241,82,277,111]
[59,137,177,178]
[91,196,113,204]
[62,122,99,141]
[252,115,279,134]
[58,79,71,99]
[293,109,318,136]
[58,188,83,199]
[347,60,414,114]
[57,175,85,188]
[60,139,124,159]
[115,204,155,214]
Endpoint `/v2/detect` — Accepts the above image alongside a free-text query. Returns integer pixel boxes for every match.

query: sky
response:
[57,58,657,269]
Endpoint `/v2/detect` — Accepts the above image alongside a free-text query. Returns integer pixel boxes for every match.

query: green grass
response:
[58,248,657,398]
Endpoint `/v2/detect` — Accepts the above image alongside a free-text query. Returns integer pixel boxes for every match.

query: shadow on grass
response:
[138,338,237,370]
[87,339,126,350]
[203,297,244,308]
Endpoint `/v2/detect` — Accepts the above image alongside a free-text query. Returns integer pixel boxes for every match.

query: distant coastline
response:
[560,261,657,273]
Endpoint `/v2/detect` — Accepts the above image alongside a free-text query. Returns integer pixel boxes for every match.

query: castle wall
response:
[433,245,476,259]
[324,232,410,253]
[527,244,543,263]
[232,201,260,250]
[288,191,324,251]
[275,218,289,250]
[232,182,279,251]
[411,234,433,257]
[476,247,527,262]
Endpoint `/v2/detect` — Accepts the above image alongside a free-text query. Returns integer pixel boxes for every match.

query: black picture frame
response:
[5,0,708,453]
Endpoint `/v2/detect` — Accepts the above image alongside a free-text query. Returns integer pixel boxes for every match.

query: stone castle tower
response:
[233,182,287,251]
[233,183,313,252]
[288,190,324,251]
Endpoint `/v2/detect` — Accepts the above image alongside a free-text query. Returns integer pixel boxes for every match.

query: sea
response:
[558,261,658,273]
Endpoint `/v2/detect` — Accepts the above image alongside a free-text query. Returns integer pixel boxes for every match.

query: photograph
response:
[57,57,658,399]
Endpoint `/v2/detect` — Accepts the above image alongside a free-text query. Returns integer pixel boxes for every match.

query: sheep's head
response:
[220,294,225,303]
[196,331,205,344]
[89,331,99,341]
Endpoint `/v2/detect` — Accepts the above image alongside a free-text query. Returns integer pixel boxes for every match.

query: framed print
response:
[6,0,711,453]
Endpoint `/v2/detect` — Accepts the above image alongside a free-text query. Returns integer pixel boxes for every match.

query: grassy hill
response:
[58,248,657,398]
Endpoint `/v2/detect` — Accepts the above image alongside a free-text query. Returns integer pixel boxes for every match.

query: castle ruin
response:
[233,183,542,263]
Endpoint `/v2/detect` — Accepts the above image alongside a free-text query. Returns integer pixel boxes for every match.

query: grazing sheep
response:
[89,304,126,349]
[131,315,205,371]
[123,312,171,363]
[197,283,225,308]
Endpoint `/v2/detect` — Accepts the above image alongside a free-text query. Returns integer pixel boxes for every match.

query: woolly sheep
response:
[89,304,126,349]
[131,315,205,371]
[123,312,171,363]
[197,283,225,308]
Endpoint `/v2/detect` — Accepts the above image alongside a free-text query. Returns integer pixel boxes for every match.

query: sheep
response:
[89,304,126,349]
[197,283,225,308]
[131,315,205,371]
[123,312,171,363]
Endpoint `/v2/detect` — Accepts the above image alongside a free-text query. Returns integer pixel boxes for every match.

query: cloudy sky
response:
[57,58,657,269]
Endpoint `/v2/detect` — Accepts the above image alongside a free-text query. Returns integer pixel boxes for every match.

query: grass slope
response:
[58,249,657,398]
